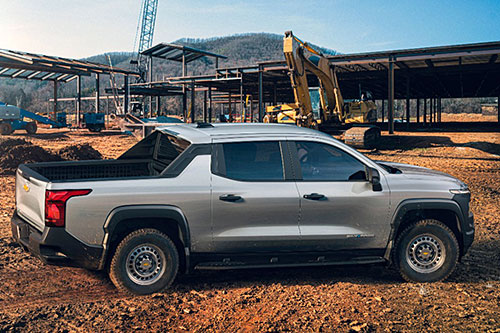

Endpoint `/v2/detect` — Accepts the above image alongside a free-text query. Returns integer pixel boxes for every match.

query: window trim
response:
[287,140,370,182]
[211,141,295,182]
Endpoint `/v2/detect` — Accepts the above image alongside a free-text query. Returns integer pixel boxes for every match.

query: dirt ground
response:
[0,127,499,332]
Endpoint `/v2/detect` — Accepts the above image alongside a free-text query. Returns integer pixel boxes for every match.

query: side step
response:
[194,254,386,270]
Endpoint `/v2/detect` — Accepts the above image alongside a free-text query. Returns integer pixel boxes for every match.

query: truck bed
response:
[18,130,190,182]
[24,159,158,181]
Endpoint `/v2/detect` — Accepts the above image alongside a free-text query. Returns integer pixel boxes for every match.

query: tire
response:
[394,219,459,283]
[25,122,37,134]
[0,123,13,135]
[109,228,179,295]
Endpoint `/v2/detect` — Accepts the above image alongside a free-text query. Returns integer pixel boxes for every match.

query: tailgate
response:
[16,165,49,231]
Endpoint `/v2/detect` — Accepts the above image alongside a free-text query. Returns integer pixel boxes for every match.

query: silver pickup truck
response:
[11,123,474,294]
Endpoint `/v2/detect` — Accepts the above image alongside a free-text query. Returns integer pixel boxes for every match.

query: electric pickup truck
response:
[11,123,474,294]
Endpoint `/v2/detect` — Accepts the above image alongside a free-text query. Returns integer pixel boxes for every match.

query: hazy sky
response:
[1,0,499,58]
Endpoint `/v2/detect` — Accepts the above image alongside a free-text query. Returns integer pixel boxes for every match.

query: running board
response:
[194,256,386,270]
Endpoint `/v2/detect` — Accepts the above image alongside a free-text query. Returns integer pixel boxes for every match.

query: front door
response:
[211,140,300,253]
[289,140,391,252]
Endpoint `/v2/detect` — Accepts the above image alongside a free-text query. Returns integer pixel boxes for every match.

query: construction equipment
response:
[0,101,66,135]
[131,0,159,82]
[82,113,105,132]
[265,31,380,148]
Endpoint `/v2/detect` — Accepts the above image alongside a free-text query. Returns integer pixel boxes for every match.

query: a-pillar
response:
[388,57,395,134]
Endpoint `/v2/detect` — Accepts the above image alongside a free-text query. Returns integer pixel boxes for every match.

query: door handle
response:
[303,193,325,200]
[219,194,242,202]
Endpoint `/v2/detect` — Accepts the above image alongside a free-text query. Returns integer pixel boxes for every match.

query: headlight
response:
[450,189,470,194]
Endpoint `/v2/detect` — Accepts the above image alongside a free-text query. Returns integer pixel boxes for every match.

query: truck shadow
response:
[174,239,500,291]
[366,135,500,156]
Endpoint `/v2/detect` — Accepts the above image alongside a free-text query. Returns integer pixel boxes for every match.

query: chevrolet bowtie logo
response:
[23,184,30,192]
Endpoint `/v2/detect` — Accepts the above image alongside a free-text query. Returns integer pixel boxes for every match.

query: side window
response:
[294,141,367,181]
[220,141,284,181]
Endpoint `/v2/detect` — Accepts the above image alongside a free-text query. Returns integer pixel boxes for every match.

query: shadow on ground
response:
[372,135,500,156]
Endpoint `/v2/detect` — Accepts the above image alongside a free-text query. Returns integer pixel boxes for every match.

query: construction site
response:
[0,1,499,332]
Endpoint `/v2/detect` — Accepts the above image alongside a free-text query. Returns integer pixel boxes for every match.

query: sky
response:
[1,0,499,59]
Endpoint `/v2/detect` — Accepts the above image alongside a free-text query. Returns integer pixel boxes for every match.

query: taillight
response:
[45,190,91,227]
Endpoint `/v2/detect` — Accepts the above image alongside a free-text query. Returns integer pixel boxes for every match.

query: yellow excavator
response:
[264,31,380,148]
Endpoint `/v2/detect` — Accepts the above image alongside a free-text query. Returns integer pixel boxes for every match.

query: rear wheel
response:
[0,123,13,135]
[109,228,179,295]
[25,122,37,134]
[394,219,459,282]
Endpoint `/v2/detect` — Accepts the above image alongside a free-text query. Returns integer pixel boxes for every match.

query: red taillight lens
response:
[45,190,91,227]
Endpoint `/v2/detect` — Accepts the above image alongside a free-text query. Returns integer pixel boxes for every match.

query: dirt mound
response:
[0,139,103,175]
[57,143,102,161]
[0,138,61,175]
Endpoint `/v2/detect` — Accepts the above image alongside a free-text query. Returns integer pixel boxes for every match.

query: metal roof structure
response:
[168,40,500,101]
[0,48,138,82]
[141,43,227,63]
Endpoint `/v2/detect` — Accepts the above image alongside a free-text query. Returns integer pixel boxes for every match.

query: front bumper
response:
[11,212,104,270]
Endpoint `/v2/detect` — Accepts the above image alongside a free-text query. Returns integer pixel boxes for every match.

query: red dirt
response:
[0,128,499,332]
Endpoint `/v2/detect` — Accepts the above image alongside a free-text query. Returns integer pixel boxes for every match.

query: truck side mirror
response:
[368,167,383,192]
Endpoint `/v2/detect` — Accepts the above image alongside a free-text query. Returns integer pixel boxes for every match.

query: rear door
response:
[289,139,391,252]
[211,139,301,253]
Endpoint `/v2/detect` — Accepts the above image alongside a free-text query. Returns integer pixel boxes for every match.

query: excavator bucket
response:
[344,126,381,149]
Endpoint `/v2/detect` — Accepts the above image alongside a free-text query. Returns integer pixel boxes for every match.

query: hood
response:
[376,161,466,187]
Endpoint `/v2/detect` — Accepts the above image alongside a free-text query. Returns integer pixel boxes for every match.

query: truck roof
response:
[156,123,331,144]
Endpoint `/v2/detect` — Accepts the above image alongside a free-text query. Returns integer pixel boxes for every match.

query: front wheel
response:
[394,219,459,282]
[109,228,179,295]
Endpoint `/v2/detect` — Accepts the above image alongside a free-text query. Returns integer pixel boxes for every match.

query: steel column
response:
[156,96,160,116]
[423,98,427,124]
[190,80,195,123]
[258,65,263,122]
[149,56,153,117]
[95,73,100,113]
[250,97,254,122]
[416,98,420,123]
[208,85,212,122]
[388,57,395,134]
[53,80,58,121]
[381,99,384,123]
[240,77,244,122]
[76,75,81,127]
[438,98,442,122]
[124,75,129,114]
[203,90,207,122]
[406,76,410,125]
[228,92,232,121]
[182,51,187,120]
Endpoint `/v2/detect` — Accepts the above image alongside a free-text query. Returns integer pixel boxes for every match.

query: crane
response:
[133,0,159,82]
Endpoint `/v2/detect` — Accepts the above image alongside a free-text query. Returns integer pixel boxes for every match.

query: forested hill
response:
[88,33,337,78]
[0,33,336,112]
